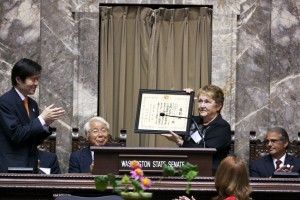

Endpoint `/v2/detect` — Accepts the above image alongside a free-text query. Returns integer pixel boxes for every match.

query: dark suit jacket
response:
[0,88,51,173]
[182,114,231,174]
[68,146,92,173]
[38,150,61,174]
[249,154,300,177]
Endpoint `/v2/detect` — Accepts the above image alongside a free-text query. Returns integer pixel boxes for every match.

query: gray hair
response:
[83,116,110,136]
[267,127,289,142]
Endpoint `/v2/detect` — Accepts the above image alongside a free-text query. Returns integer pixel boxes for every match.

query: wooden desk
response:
[0,174,300,200]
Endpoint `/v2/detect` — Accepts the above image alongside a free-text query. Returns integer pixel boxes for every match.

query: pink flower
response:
[141,177,152,190]
[130,168,143,180]
[130,160,141,170]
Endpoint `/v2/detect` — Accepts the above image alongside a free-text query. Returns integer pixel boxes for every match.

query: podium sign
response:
[91,146,216,177]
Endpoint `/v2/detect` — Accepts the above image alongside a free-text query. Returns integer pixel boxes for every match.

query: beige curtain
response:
[99,6,212,147]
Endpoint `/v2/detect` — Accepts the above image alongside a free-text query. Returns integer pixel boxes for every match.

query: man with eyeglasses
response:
[249,127,300,177]
[68,117,110,173]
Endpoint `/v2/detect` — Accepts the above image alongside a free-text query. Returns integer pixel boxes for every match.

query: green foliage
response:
[186,170,198,181]
[131,179,143,192]
[94,175,108,192]
[186,183,191,195]
[162,164,176,176]
[162,162,198,194]
[179,162,198,177]
[121,174,130,183]
[94,173,123,194]
[95,172,146,194]
[95,161,198,196]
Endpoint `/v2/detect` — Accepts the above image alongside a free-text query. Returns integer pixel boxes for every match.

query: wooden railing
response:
[0,174,300,200]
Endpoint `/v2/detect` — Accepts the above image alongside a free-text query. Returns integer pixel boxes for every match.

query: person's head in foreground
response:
[174,156,251,200]
[84,117,110,146]
[213,156,251,200]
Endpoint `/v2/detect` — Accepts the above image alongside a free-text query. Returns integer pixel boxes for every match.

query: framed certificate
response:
[134,89,195,135]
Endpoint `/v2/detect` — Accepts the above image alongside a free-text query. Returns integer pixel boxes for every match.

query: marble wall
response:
[0,0,299,172]
[236,0,300,165]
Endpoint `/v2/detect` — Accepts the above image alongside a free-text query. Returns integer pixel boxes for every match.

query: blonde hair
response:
[196,85,224,112]
[213,156,251,200]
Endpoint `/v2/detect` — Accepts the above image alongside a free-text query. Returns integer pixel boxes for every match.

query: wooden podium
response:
[91,147,216,177]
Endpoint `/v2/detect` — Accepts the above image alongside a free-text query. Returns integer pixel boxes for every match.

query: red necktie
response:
[24,97,30,118]
[275,159,282,169]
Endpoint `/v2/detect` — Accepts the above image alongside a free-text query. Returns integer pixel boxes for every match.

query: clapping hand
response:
[276,164,294,173]
[39,104,65,125]
[173,196,196,200]
[184,88,194,93]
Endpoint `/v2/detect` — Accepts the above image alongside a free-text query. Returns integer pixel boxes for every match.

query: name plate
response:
[91,147,216,176]
[119,158,187,171]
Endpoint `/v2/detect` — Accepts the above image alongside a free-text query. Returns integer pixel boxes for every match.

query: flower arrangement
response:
[94,160,152,200]
[94,160,198,199]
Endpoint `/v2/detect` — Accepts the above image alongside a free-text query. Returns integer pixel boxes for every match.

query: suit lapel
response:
[285,154,294,165]
[11,88,30,120]
[264,155,275,177]
[80,147,92,172]
[26,97,39,119]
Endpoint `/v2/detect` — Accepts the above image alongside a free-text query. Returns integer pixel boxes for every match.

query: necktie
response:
[275,159,282,169]
[24,97,30,118]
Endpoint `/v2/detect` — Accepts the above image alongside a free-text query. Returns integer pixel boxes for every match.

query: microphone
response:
[159,112,205,147]
[159,112,187,119]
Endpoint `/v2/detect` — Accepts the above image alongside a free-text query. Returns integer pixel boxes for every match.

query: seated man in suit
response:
[68,117,110,173]
[249,127,300,177]
[38,150,61,174]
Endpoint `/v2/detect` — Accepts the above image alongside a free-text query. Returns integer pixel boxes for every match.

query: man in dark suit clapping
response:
[249,127,300,178]
[0,58,65,173]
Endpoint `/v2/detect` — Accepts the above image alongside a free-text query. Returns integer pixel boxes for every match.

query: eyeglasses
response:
[90,128,108,134]
[263,139,284,144]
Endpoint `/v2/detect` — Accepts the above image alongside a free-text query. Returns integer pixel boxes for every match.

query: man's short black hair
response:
[11,58,42,86]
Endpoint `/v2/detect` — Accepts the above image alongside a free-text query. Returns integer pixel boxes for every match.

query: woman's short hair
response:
[83,116,110,136]
[11,58,42,86]
[213,156,251,200]
[196,85,225,111]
